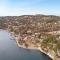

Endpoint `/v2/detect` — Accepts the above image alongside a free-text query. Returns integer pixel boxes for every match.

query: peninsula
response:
[0,14,60,60]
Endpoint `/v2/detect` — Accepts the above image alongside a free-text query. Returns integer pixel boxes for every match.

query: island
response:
[0,14,60,60]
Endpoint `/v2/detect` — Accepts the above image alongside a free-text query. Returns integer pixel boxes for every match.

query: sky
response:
[0,0,60,16]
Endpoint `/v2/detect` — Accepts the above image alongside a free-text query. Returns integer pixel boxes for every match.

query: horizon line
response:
[0,14,60,17]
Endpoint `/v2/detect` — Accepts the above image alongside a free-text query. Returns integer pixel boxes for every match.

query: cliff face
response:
[0,15,60,60]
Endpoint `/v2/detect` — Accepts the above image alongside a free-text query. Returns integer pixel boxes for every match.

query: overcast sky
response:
[0,0,60,16]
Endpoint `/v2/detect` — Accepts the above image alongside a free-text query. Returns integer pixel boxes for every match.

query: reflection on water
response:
[0,30,52,60]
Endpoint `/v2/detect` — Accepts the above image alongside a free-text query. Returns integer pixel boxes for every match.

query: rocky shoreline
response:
[8,30,54,60]
[16,38,53,60]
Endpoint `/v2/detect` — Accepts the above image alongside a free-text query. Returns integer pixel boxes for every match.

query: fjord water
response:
[0,30,52,60]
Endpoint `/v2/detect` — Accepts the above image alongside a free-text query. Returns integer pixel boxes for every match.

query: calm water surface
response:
[0,30,52,60]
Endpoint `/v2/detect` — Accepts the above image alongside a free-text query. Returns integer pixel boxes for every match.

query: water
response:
[0,30,52,60]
